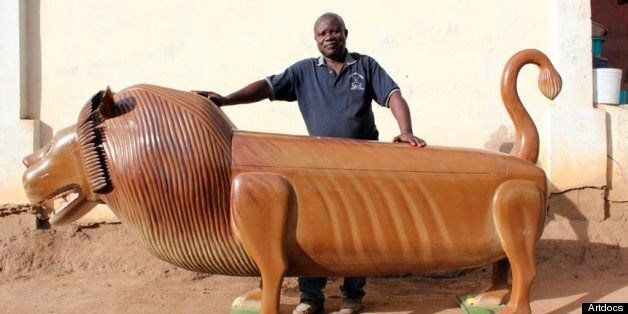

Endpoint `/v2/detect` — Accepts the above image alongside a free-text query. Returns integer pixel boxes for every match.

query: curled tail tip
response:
[539,64,562,100]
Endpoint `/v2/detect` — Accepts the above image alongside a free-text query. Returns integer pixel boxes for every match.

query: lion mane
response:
[83,84,258,275]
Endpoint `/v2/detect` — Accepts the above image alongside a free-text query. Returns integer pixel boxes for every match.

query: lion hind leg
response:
[468,259,510,307]
[231,172,295,314]
[492,180,545,314]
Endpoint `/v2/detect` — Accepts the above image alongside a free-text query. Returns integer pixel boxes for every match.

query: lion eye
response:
[44,142,54,155]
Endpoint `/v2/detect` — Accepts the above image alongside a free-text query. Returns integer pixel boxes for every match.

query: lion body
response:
[22,50,561,313]
[94,84,545,278]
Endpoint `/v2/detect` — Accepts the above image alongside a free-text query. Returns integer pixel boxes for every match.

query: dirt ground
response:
[0,213,626,314]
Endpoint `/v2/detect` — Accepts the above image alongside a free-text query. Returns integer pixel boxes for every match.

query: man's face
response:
[314,17,347,59]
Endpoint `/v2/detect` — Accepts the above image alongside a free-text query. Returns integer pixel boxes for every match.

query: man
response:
[195,12,426,314]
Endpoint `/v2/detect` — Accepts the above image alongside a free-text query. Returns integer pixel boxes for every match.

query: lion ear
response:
[98,86,117,119]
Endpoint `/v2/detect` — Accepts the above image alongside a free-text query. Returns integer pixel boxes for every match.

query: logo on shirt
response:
[350,72,365,91]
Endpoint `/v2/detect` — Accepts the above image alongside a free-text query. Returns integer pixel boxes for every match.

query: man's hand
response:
[191,90,226,106]
[388,92,426,148]
[191,81,271,107]
[393,132,427,147]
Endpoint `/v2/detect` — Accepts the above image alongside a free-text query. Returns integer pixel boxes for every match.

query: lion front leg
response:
[231,172,295,314]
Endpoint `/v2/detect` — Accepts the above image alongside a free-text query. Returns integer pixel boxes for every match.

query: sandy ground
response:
[0,213,626,314]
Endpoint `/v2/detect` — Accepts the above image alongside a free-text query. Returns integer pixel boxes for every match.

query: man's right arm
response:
[193,79,271,106]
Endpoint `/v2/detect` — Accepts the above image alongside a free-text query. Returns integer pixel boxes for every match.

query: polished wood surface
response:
[22,49,561,314]
[232,131,507,174]
[231,131,545,276]
[501,49,562,163]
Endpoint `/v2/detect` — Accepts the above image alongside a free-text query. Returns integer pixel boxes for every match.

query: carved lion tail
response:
[501,49,562,163]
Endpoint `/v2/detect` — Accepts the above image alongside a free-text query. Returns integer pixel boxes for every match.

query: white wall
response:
[546,1,607,191]
[1,1,612,208]
[34,1,552,147]
[0,0,40,203]
[604,105,628,202]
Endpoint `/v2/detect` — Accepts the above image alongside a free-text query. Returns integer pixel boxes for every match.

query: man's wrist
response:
[217,95,232,106]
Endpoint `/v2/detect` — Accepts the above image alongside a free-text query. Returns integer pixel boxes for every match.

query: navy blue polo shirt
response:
[265,52,400,140]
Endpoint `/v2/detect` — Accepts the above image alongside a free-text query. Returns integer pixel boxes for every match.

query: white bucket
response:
[593,68,623,104]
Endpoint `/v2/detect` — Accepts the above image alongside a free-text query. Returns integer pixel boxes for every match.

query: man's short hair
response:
[314,12,346,32]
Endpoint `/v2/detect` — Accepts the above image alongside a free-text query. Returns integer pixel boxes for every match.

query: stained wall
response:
[0,0,613,224]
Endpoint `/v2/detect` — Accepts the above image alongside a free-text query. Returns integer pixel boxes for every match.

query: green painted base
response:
[229,308,258,314]
[229,296,260,314]
[230,293,504,314]
[457,292,505,314]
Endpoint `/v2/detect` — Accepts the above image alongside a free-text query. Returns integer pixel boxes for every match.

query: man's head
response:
[314,12,348,60]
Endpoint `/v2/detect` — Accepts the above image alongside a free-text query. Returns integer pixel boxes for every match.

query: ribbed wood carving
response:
[23,49,561,314]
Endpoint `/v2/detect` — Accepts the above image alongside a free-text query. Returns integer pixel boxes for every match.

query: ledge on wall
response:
[0,119,40,204]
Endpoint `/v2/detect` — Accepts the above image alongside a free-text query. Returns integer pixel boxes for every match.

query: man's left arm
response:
[388,92,427,147]
[366,56,426,147]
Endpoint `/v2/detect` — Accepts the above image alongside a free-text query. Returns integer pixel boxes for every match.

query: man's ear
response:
[98,86,117,119]
[344,28,349,37]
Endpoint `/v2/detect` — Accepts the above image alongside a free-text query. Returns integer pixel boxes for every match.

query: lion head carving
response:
[22,85,237,226]
[22,84,255,275]
[22,89,116,225]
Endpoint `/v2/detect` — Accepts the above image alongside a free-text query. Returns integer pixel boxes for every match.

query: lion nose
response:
[23,155,34,167]
[23,149,43,167]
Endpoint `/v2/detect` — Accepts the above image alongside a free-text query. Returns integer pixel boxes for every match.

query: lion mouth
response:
[40,185,86,225]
